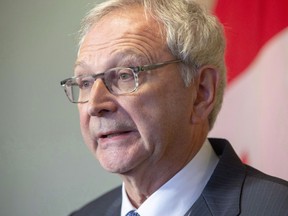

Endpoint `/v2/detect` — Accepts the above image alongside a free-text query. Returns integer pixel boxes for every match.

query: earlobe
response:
[190,66,219,124]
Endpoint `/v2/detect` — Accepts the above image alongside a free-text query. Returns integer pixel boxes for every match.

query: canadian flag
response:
[209,0,288,180]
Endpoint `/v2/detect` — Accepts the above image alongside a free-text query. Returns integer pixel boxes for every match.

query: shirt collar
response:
[121,139,219,216]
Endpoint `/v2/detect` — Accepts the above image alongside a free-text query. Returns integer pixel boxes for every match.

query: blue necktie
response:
[125,210,140,216]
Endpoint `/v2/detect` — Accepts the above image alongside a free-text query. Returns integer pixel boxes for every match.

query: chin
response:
[97,154,138,174]
[100,163,132,174]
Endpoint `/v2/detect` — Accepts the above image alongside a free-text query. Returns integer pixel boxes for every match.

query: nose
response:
[86,79,117,117]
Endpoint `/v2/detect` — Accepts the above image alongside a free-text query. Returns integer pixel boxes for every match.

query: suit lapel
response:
[185,196,213,216]
[188,139,246,216]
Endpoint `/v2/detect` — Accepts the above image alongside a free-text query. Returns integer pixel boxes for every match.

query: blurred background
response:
[0,0,120,215]
[1,0,287,215]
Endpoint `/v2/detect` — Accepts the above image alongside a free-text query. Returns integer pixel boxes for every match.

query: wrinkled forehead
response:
[77,5,171,71]
[81,5,166,49]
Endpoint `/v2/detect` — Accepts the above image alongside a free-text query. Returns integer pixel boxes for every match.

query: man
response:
[61,0,288,215]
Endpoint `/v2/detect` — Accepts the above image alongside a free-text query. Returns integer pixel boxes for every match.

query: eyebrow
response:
[116,52,149,66]
[74,51,151,74]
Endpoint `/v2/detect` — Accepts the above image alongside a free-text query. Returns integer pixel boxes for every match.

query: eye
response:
[117,68,134,81]
[77,77,94,89]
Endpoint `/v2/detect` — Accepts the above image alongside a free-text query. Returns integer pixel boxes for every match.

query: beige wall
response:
[0,1,120,215]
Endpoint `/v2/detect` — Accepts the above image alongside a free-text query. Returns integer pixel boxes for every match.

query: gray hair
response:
[78,0,227,130]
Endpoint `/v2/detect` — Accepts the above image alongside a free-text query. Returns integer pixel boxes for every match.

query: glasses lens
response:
[106,68,137,94]
[62,68,137,103]
[64,79,79,103]
[64,76,95,103]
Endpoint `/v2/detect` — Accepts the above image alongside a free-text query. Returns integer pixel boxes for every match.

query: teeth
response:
[106,133,122,138]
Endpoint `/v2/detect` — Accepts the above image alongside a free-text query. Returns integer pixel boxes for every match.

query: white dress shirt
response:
[121,139,219,216]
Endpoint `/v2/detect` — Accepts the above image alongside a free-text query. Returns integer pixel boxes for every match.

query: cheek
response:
[125,95,168,150]
[128,85,193,150]
[78,105,87,131]
[78,105,95,150]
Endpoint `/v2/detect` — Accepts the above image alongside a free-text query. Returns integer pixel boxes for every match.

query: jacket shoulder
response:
[69,186,122,216]
[245,165,288,187]
[241,166,288,215]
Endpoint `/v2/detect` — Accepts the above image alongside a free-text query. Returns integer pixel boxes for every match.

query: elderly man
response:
[61,0,288,215]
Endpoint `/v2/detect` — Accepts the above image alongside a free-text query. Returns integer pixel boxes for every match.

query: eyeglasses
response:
[60,59,181,103]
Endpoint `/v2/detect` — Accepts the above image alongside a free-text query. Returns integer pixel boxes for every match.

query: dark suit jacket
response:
[69,138,288,216]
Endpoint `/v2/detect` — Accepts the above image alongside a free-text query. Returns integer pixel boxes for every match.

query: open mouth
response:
[100,131,132,139]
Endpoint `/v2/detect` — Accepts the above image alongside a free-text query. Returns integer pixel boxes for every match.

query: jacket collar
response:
[188,138,246,216]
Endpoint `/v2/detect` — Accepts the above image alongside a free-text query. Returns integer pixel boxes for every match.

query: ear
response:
[191,66,219,124]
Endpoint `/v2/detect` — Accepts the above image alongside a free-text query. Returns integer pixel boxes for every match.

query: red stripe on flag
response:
[214,0,288,83]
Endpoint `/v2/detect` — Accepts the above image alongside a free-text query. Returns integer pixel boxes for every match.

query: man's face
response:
[76,6,197,175]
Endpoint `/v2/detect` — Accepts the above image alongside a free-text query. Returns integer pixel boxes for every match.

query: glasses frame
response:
[60,59,181,103]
